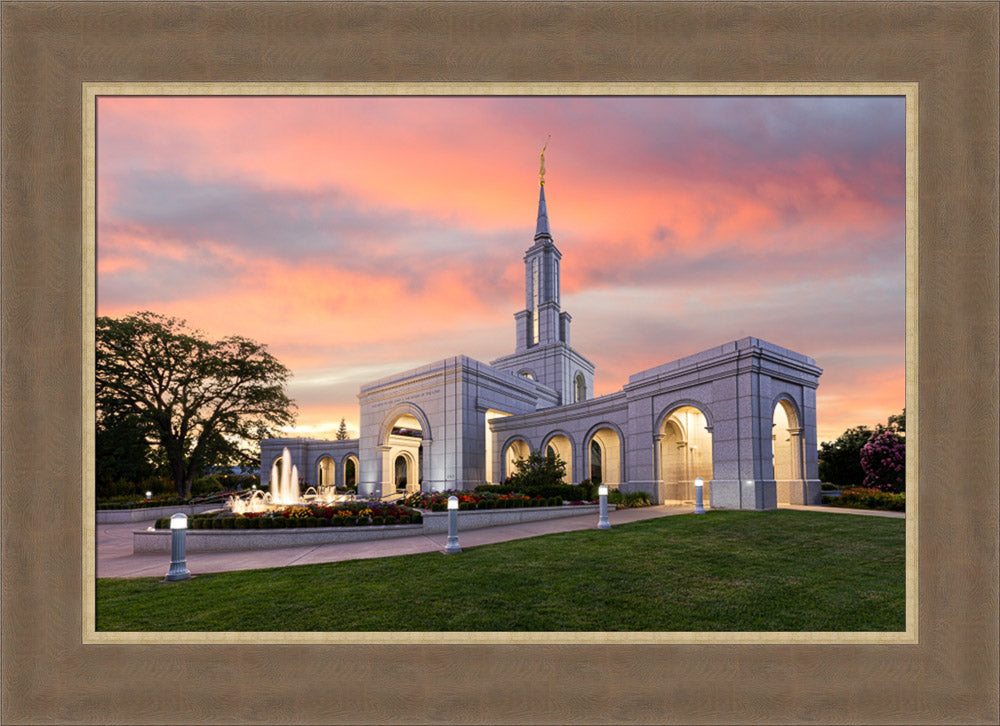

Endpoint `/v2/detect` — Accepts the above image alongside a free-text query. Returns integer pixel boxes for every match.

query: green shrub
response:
[191,474,225,496]
[306,517,321,528]
[154,517,169,529]
[399,515,411,525]
[478,499,491,510]
[621,491,652,508]
[357,517,371,526]
[372,516,384,526]
[222,517,236,529]
[575,479,596,501]
[505,450,567,491]
[234,517,250,529]
[385,517,397,525]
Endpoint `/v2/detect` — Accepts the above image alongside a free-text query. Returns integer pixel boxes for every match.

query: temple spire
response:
[535,136,552,241]
[535,183,551,240]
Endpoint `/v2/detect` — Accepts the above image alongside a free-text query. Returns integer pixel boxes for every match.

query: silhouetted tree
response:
[96,311,295,497]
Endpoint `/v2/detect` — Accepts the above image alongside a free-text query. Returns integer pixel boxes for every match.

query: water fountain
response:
[270,447,300,505]
[226,447,353,515]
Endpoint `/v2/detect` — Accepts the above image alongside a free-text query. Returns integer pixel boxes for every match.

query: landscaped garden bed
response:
[401,490,567,511]
[152,500,422,529]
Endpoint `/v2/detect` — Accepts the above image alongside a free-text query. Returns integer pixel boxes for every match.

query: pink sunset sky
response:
[96,95,906,445]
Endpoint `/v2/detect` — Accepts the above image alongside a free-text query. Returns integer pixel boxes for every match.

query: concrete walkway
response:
[96,503,903,578]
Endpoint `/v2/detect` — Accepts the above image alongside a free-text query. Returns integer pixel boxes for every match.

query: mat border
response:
[82,81,918,647]
[3,2,997,724]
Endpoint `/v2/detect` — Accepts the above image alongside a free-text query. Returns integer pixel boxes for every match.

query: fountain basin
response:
[133,523,424,553]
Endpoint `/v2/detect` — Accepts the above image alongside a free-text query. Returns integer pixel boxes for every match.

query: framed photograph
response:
[3,3,997,724]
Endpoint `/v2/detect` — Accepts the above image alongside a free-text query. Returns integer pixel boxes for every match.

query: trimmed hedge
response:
[825,487,905,512]
[154,510,425,529]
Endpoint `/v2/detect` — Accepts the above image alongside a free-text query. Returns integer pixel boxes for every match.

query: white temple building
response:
[260,162,823,510]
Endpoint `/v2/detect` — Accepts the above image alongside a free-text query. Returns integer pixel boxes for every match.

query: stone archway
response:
[393,451,418,493]
[503,438,530,481]
[772,398,805,504]
[316,456,336,491]
[378,410,426,496]
[658,405,713,504]
[343,456,359,490]
[587,425,622,487]
[543,432,573,484]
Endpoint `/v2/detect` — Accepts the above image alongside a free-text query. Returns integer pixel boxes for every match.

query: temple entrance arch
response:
[772,398,805,503]
[378,407,428,495]
[658,405,713,504]
[503,438,530,481]
[587,425,622,487]
[317,456,335,490]
[542,432,574,483]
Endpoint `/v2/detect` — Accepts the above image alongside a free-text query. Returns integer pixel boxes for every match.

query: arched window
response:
[574,373,586,403]
[590,440,602,483]
[344,458,357,488]
[547,444,556,459]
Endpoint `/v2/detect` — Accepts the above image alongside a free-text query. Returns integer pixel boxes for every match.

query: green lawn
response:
[96,510,905,632]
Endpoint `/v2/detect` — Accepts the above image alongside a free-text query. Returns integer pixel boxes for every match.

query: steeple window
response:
[531,258,540,345]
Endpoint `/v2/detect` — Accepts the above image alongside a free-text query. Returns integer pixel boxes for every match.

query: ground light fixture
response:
[145,491,152,500]
[445,495,461,554]
[163,513,191,581]
[694,477,706,514]
[597,484,611,529]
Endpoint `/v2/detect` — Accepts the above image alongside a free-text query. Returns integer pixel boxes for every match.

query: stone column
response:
[652,433,664,503]
[788,428,804,480]
[421,439,435,491]
[375,445,392,499]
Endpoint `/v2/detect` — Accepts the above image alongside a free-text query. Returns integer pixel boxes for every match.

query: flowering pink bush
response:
[860,430,905,493]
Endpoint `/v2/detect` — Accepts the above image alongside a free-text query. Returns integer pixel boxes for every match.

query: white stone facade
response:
[261,177,823,510]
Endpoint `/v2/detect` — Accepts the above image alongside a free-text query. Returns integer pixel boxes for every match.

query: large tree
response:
[96,311,296,497]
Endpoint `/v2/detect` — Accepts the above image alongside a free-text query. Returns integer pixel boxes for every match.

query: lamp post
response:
[445,496,461,554]
[145,491,152,500]
[597,485,611,529]
[164,513,191,581]
[694,477,706,514]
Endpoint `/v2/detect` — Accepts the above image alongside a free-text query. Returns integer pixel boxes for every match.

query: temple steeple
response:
[489,146,596,406]
[535,137,551,240]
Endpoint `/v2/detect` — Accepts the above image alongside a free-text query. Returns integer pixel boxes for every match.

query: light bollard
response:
[597,484,611,529]
[693,477,706,514]
[164,513,191,581]
[445,496,462,554]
